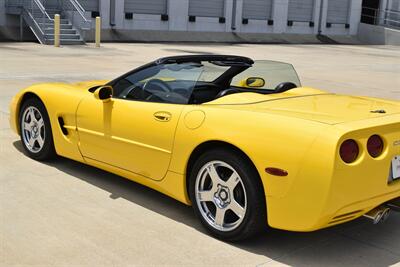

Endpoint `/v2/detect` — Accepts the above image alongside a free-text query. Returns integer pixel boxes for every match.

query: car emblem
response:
[394,140,400,146]
[370,110,386,114]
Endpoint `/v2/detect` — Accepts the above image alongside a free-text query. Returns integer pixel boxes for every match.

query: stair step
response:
[43,9,61,12]
[45,34,81,40]
[39,23,73,29]
[45,39,85,45]
[39,21,71,26]
[45,29,76,34]
[34,18,69,24]
[31,11,63,16]
[40,9,61,13]
[23,8,86,45]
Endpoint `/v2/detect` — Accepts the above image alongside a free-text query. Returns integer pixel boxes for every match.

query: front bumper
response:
[9,93,21,135]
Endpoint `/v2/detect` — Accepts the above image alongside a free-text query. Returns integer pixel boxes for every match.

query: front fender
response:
[9,83,89,162]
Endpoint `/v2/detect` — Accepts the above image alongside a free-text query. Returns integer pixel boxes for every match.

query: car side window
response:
[112,63,204,104]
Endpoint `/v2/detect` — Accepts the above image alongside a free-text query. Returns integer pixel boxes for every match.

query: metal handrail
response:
[362,14,400,25]
[60,0,91,42]
[72,0,86,15]
[34,0,45,12]
[32,0,53,21]
[385,9,400,15]
[20,5,46,44]
[24,7,46,36]
[64,0,91,23]
[363,6,400,16]
[361,6,400,28]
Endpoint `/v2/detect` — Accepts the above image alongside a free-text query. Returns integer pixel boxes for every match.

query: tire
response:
[189,148,266,241]
[19,97,56,161]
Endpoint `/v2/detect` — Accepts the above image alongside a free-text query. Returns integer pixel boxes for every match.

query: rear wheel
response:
[189,148,266,241]
[19,98,56,161]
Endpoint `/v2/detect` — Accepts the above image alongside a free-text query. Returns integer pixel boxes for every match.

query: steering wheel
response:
[143,79,172,93]
[142,79,173,101]
[274,82,297,93]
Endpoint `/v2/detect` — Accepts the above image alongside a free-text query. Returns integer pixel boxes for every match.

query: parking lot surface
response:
[0,43,399,266]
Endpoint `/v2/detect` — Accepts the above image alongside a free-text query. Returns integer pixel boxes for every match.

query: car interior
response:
[90,56,300,105]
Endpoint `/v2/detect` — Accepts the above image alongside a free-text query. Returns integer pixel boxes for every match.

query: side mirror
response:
[94,85,113,101]
[246,77,265,88]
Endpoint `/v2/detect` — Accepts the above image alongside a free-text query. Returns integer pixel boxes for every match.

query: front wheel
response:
[189,149,266,241]
[19,98,56,161]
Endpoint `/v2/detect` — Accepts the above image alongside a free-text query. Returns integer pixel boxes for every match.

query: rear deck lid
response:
[209,91,400,124]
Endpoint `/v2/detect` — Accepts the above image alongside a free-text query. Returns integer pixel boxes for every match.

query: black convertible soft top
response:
[155,55,254,65]
[109,54,254,87]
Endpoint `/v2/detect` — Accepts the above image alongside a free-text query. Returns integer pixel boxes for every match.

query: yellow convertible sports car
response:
[9,55,400,241]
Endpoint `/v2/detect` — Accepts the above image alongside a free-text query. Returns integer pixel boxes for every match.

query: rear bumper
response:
[265,115,400,231]
[267,185,400,232]
[327,190,400,227]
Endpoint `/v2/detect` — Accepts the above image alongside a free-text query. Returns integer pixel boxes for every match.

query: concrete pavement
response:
[0,43,399,266]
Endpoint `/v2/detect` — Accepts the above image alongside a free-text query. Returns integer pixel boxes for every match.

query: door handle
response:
[154,111,171,122]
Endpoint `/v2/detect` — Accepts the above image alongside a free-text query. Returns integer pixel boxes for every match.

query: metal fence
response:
[361,6,400,29]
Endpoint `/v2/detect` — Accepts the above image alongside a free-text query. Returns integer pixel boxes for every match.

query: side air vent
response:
[58,117,68,135]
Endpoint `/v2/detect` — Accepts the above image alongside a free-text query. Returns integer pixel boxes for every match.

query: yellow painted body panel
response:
[76,96,183,181]
[9,81,400,232]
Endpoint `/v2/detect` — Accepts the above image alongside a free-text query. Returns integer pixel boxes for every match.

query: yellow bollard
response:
[95,16,101,47]
[54,14,60,47]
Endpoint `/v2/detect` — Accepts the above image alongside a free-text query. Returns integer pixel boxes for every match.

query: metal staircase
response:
[5,0,91,45]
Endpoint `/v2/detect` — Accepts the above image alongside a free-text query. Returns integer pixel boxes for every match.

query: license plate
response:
[392,156,400,180]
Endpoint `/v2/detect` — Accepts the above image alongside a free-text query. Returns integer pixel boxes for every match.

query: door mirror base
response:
[94,86,113,101]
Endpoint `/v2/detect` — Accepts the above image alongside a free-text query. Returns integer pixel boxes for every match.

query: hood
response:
[73,80,109,89]
[206,87,400,124]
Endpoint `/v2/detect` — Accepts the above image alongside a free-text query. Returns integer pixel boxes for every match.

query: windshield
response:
[197,62,230,82]
[111,58,302,105]
[113,63,204,104]
[231,60,301,90]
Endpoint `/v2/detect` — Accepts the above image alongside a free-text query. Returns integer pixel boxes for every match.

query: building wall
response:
[358,22,400,44]
[1,0,363,42]
[0,0,31,41]
[382,0,400,27]
[0,0,5,26]
[92,0,361,35]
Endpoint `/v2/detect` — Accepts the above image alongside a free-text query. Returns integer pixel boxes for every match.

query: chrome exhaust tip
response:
[386,198,400,212]
[363,206,391,224]
[380,208,391,223]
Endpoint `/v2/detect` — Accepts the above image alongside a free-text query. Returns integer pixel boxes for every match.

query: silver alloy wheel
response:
[21,106,45,153]
[195,160,247,232]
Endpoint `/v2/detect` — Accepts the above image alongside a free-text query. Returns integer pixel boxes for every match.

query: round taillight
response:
[367,135,384,158]
[340,139,359,164]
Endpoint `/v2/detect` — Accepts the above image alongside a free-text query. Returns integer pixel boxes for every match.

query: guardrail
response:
[21,0,50,44]
[361,6,400,29]
[61,0,91,29]
[5,0,55,43]
[5,0,54,23]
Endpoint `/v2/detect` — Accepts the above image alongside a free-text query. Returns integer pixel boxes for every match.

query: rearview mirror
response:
[246,77,265,88]
[94,85,113,101]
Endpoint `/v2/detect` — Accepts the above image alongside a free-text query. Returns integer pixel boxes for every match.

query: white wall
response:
[319,0,362,35]
[0,0,6,26]
[0,0,364,41]
[168,0,189,31]
[102,0,361,35]
[358,22,400,44]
